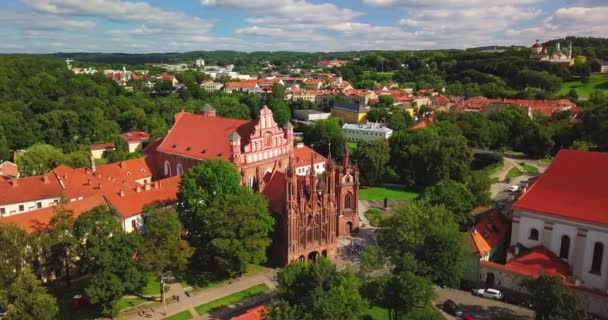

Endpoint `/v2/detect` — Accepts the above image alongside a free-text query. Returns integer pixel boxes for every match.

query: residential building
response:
[455,96,578,118]
[95,158,153,185]
[0,175,62,217]
[144,106,359,265]
[224,81,260,93]
[480,149,608,316]
[464,209,508,282]
[89,143,115,160]
[0,161,19,180]
[318,59,351,68]
[292,143,327,175]
[331,101,369,124]
[342,122,393,142]
[293,109,331,122]
[530,40,574,66]
[156,73,179,87]
[201,80,224,92]
[120,131,150,153]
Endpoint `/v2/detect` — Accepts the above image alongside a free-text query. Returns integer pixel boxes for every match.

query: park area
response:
[560,73,608,99]
[359,186,419,201]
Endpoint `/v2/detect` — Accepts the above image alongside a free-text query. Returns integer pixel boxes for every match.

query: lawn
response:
[363,306,389,320]
[507,167,523,179]
[363,305,443,320]
[194,284,271,316]
[180,264,270,294]
[519,162,539,174]
[116,297,147,312]
[347,141,358,152]
[163,310,193,320]
[559,73,608,99]
[359,186,419,201]
[142,274,161,296]
[364,209,386,227]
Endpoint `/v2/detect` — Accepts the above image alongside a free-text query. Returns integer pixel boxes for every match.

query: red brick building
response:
[145,105,359,265]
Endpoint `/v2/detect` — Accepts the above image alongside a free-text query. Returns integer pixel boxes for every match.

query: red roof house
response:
[481,246,571,281]
[0,161,19,179]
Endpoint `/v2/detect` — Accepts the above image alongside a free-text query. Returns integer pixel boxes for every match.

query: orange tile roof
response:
[120,131,150,143]
[231,305,266,320]
[0,195,108,233]
[95,158,152,183]
[0,174,63,205]
[469,209,507,257]
[51,165,138,201]
[105,176,180,218]
[513,149,608,224]
[0,161,18,178]
[481,246,571,281]
[156,112,255,161]
[89,143,115,151]
[293,145,327,167]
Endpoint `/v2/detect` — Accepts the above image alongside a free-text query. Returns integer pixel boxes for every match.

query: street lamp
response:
[160,271,171,315]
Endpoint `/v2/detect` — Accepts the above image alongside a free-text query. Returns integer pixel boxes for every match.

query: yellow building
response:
[331,101,368,124]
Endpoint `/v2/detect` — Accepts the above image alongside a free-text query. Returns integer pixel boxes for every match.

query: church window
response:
[559,235,570,260]
[164,161,171,176]
[592,242,604,274]
[345,193,353,210]
[529,228,539,241]
[176,163,184,176]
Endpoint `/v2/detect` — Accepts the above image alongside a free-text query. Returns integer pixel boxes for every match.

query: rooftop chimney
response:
[10,180,18,187]
[136,186,142,193]
[144,183,151,191]
[119,190,125,197]
[97,183,102,189]
[119,161,126,168]
[42,175,49,184]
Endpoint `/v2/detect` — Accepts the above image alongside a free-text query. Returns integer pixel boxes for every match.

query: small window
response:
[529,228,539,241]
[0,208,5,215]
[36,202,42,209]
[19,205,24,212]
[592,242,604,274]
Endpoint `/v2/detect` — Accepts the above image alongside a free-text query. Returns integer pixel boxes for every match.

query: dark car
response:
[443,299,463,317]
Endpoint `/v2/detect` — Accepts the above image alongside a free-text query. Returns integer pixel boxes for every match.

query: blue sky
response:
[0,0,606,53]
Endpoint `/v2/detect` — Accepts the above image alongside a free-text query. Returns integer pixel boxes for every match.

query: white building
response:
[294,109,331,122]
[342,122,393,142]
[201,81,224,92]
[195,58,205,68]
[292,143,327,176]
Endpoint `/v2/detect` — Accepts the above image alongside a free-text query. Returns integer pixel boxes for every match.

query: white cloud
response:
[363,0,541,8]
[565,0,607,6]
[0,10,95,31]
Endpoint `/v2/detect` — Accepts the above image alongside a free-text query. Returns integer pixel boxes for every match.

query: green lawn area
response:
[347,141,358,152]
[194,284,271,316]
[507,167,523,179]
[181,264,270,294]
[560,73,608,99]
[116,297,147,312]
[364,209,386,227]
[141,274,161,296]
[359,186,419,201]
[94,158,110,165]
[363,306,389,320]
[163,310,193,320]
[519,162,539,174]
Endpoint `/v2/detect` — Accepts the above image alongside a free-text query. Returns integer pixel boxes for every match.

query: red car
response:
[463,315,476,320]
[71,295,91,309]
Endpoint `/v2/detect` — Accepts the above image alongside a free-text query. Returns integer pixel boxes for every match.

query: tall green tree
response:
[422,179,476,225]
[303,119,345,159]
[353,140,390,185]
[523,275,586,320]
[0,267,58,320]
[139,207,193,274]
[43,208,78,287]
[268,259,367,320]
[18,144,65,176]
[0,224,31,289]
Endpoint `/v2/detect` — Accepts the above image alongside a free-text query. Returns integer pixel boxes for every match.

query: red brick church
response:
[145,105,359,265]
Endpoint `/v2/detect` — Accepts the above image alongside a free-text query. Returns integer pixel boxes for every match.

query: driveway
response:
[434,287,534,320]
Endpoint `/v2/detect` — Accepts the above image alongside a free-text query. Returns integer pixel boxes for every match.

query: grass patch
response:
[363,306,390,320]
[507,167,523,179]
[180,264,270,294]
[359,186,419,201]
[519,163,539,174]
[141,274,161,296]
[559,73,608,99]
[365,209,386,227]
[163,310,193,320]
[194,284,271,316]
[347,141,358,152]
[116,297,146,312]
[94,158,110,165]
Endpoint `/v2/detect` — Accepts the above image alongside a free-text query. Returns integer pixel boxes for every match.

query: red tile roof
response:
[293,144,327,168]
[105,176,180,218]
[231,305,266,320]
[89,143,115,151]
[513,149,608,224]
[456,97,577,116]
[411,117,434,130]
[469,209,507,257]
[120,131,150,143]
[156,112,255,161]
[481,246,571,281]
[0,174,63,205]
[158,73,175,81]
[95,158,152,183]
[0,161,18,178]
[262,171,287,214]
[0,195,108,233]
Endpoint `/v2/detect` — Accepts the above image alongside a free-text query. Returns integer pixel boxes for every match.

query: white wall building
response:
[342,122,393,142]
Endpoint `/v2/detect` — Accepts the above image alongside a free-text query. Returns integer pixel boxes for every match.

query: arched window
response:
[592,242,604,274]
[345,193,353,210]
[529,228,539,240]
[176,163,184,176]
[163,161,171,176]
[559,235,570,259]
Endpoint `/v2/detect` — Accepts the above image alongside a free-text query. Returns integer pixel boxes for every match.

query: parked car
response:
[507,185,519,192]
[71,294,91,309]
[442,299,463,317]
[472,288,503,300]
[463,315,476,320]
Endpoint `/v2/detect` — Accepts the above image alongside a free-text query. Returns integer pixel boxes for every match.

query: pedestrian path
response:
[119,270,277,320]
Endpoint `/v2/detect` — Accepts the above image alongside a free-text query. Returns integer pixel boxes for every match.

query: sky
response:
[0,0,606,53]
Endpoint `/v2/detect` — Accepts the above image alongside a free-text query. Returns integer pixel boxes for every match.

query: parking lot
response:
[434,287,534,320]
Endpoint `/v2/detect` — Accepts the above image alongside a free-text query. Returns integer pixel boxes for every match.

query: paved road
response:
[434,287,534,320]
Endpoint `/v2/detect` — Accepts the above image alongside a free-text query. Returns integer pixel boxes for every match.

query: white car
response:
[472,288,503,300]
[507,185,519,192]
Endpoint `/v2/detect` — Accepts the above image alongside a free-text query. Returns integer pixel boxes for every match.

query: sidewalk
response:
[119,270,277,320]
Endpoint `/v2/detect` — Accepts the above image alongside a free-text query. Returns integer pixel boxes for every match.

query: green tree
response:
[423,179,476,225]
[268,97,291,126]
[44,208,78,287]
[466,171,492,206]
[18,143,65,176]
[303,119,345,159]
[177,160,274,276]
[387,108,414,131]
[139,207,193,274]
[523,275,586,320]
[1,267,58,320]
[353,140,390,185]
[268,259,367,320]
[86,270,125,319]
[383,270,434,320]
[0,224,31,289]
